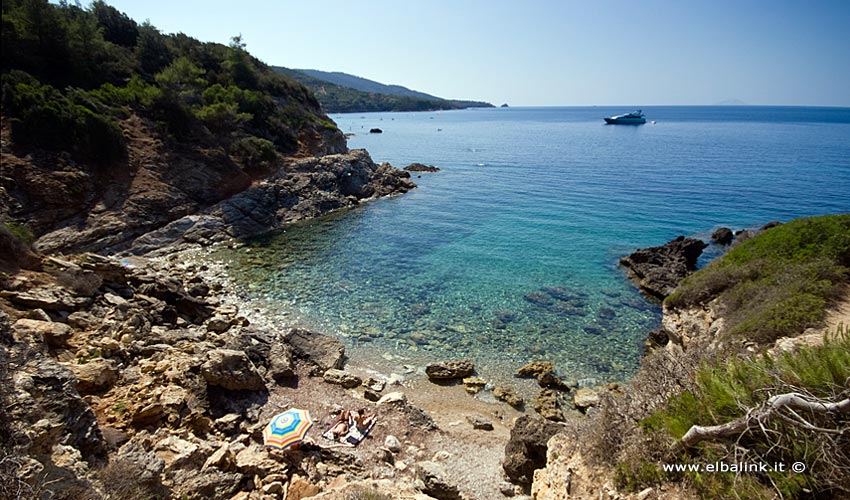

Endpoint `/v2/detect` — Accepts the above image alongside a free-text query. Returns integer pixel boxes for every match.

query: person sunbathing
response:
[330,410,350,440]
[353,409,376,431]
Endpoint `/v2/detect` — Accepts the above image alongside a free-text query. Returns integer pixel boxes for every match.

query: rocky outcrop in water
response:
[403,163,441,172]
[619,236,708,300]
[127,149,415,255]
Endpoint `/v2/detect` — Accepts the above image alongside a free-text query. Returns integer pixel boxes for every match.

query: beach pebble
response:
[384,435,402,453]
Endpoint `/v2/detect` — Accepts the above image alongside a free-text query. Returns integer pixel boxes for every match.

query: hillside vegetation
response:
[1,0,338,167]
[274,66,493,113]
[581,214,850,499]
[667,214,850,344]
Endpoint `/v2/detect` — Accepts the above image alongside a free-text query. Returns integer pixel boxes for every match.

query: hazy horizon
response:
[99,0,850,107]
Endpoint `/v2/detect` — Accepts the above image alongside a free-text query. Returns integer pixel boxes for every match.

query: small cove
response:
[211,106,850,384]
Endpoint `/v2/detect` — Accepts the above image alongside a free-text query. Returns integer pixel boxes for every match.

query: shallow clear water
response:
[215,106,850,383]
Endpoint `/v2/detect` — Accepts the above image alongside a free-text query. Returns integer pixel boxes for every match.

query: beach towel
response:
[342,419,377,447]
[321,415,377,447]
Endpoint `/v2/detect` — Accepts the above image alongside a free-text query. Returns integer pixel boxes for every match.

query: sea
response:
[212,106,850,385]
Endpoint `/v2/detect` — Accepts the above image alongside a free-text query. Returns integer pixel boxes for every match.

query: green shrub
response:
[3,72,126,164]
[3,221,34,247]
[230,136,277,172]
[643,327,850,498]
[667,215,850,343]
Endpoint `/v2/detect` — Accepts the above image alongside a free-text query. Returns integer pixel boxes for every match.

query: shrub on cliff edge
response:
[667,214,850,344]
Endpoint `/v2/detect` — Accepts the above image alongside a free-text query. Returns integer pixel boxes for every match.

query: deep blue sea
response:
[216,106,850,383]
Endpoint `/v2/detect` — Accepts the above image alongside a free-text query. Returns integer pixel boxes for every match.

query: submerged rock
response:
[619,236,708,299]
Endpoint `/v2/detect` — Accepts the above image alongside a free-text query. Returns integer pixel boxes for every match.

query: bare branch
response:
[676,393,849,450]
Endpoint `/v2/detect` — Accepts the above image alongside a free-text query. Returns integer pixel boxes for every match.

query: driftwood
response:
[676,392,850,451]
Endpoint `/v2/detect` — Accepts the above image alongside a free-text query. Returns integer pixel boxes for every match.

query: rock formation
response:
[619,236,708,299]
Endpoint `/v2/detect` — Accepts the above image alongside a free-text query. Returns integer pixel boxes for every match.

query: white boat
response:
[604,110,646,125]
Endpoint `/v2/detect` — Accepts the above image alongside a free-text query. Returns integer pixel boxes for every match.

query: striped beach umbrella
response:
[262,408,314,450]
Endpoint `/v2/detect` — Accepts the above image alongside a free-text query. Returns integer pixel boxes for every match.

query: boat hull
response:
[604,117,646,125]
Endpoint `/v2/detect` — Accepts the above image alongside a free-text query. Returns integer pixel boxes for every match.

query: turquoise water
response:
[216,106,850,383]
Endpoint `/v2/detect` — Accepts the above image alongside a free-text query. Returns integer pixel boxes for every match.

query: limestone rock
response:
[503,415,563,486]
[323,368,363,389]
[619,236,708,300]
[288,328,345,375]
[425,359,474,380]
[384,435,402,453]
[536,371,574,391]
[534,389,566,421]
[462,376,486,394]
[268,342,296,382]
[493,385,524,408]
[573,388,600,411]
[70,358,119,394]
[201,349,265,391]
[235,445,281,476]
[13,318,72,347]
[467,414,494,430]
[416,461,461,500]
[515,361,554,378]
[286,474,320,500]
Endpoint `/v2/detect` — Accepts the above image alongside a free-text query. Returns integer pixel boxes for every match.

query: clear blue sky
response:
[101,0,850,106]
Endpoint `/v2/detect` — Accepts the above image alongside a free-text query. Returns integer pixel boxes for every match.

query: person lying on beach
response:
[330,410,350,440]
[353,409,376,431]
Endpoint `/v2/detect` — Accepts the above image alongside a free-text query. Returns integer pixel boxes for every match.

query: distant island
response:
[273,67,494,113]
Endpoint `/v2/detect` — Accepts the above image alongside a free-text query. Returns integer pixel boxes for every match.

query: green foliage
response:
[667,215,850,343]
[91,0,138,48]
[2,70,126,163]
[3,221,34,247]
[643,327,850,498]
[615,460,665,492]
[90,75,161,108]
[230,136,277,172]
[2,0,337,163]
[342,487,393,500]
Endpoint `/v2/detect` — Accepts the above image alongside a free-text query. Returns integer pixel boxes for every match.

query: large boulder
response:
[416,461,461,500]
[288,328,346,375]
[13,356,106,459]
[201,349,265,391]
[323,368,362,388]
[710,227,734,245]
[70,358,119,394]
[425,359,474,381]
[503,415,563,485]
[13,319,72,347]
[619,236,708,299]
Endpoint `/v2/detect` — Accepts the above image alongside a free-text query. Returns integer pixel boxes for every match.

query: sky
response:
[99,0,850,106]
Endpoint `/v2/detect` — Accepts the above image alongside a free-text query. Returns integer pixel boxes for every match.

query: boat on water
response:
[604,110,646,125]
